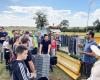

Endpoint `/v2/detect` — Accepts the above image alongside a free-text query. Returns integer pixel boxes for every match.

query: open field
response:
[61,32,100,44]
[61,32,100,37]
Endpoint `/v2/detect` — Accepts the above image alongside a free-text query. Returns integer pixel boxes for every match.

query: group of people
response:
[1,26,100,80]
[0,27,58,80]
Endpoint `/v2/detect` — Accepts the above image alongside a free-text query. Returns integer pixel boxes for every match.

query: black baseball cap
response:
[86,30,95,36]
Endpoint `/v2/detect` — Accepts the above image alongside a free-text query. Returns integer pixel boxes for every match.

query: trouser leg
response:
[80,62,86,77]
[0,44,3,62]
[86,63,93,78]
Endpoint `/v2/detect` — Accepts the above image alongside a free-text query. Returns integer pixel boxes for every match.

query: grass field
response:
[0,63,10,80]
[61,32,100,37]
[61,32,100,44]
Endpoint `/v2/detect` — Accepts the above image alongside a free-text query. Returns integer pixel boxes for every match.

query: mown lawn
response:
[0,63,10,80]
[61,32,100,37]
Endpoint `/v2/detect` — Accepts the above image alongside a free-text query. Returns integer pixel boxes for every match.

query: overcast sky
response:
[0,0,100,27]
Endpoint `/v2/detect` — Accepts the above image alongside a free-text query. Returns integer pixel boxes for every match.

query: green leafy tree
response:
[33,11,48,29]
[60,20,69,28]
[93,19,100,32]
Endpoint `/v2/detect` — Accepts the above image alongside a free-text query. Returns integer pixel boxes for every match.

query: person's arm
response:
[55,41,57,50]
[32,38,34,47]
[80,51,96,56]
[2,42,6,49]
[48,44,51,54]
[78,43,84,48]
[39,44,42,55]
[28,60,35,73]
[27,53,36,74]
[85,52,96,56]
[48,41,51,54]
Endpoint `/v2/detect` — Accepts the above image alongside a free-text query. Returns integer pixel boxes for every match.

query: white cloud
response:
[0,14,34,26]
[9,6,54,14]
[69,12,88,27]
[1,6,71,26]
[0,6,100,27]
[73,12,87,19]
[91,9,100,20]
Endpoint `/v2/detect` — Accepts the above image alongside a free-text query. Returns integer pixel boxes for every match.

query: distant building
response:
[48,25,61,34]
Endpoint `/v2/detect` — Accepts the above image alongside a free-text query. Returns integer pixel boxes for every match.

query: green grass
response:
[0,63,10,80]
[61,32,100,37]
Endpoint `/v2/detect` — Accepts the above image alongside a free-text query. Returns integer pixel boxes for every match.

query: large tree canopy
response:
[33,11,48,29]
[60,20,69,28]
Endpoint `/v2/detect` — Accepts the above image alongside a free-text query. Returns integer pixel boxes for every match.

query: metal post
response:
[86,0,94,31]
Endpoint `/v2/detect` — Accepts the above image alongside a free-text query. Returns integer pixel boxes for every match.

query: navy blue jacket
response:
[11,60,31,80]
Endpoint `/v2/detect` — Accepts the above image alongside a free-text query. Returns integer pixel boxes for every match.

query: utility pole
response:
[86,0,94,31]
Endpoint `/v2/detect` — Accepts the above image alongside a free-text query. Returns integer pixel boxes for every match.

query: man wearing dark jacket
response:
[11,45,34,80]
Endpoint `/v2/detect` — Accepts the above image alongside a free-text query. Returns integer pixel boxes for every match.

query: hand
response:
[79,51,84,54]
[30,72,37,78]
[38,52,41,55]
[47,53,50,56]
[77,43,83,48]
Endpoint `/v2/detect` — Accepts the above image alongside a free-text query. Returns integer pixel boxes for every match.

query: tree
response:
[60,27,68,32]
[33,11,48,29]
[93,19,100,32]
[60,20,69,28]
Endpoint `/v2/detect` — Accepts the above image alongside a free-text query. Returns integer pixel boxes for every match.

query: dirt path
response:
[49,66,73,80]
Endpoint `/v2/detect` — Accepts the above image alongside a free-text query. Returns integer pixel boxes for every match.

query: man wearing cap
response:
[87,45,100,80]
[79,30,97,78]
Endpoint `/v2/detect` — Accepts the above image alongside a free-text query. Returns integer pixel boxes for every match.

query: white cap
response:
[90,45,100,56]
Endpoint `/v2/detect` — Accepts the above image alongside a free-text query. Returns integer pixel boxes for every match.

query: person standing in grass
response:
[11,45,35,80]
[3,36,11,69]
[0,27,8,62]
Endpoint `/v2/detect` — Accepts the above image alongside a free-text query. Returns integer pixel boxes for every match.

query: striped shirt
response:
[12,60,31,80]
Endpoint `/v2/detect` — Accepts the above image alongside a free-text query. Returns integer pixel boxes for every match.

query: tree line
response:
[33,11,100,32]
